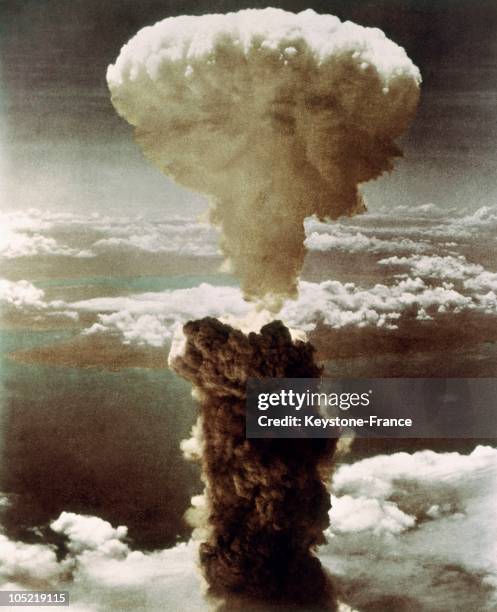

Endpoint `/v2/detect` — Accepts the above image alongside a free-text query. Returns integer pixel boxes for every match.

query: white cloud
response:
[83,312,174,347]
[0,209,219,260]
[379,254,484,280]
[0,535,61,585]
[0,210,95,259]
[305,226,430,255]
[453,205,497,230]
[71,272,497,347]
[77,284,249,346]
[380,254,497,295]
[0,447,494,610]
[3,203,497,345]
[321,445,497,611]
[0,278,77,319]
[0,509,204,611]
[2,203,496,269]
[311,204,497,244]
[328,495,415,536]
[91,235,217,257]
[0,230,93,259]
[3,261,496,346]
[283,278,476,331]
[51,513,128,556]
[90,220,219,257]
[0,279,47,310]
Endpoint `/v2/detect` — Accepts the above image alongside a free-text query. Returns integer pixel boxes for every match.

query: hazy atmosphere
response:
[2,0,497,216]
[1,2,496,611]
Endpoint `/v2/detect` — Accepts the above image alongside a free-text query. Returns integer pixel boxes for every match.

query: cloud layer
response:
[0,209,219,261]
[1,446,495,610]
[68,269,497,351]
[3,204,497,374]
[322,445,497,611]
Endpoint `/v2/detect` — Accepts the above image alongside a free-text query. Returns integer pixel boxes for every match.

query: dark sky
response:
[1,0,497,214]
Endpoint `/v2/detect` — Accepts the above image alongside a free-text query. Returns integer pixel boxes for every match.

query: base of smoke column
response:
[203,553,337,611]
[170,317,338,611]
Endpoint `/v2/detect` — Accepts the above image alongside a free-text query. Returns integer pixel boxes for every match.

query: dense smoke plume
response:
[107,7,421,606]
[170,317,337,608]
[107,8,421,305]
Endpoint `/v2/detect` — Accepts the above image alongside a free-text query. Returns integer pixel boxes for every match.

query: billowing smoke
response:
[107,8,421,305]
[107,8,421,607]
[170,317,337,608]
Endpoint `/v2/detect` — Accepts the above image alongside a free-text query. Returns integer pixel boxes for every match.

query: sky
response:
[1,0,497,215]
[1,4,497,610]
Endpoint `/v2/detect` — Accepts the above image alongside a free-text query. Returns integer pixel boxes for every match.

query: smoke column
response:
[169,317,337,608]
[107,8,420,608]
[107,8,421,306]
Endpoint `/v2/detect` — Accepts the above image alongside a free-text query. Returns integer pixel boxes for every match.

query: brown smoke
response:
[106,8,421,607]
[170,317,337,608]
